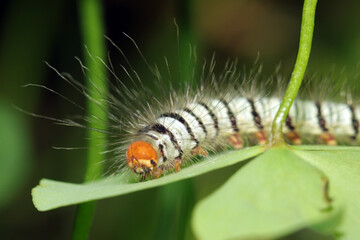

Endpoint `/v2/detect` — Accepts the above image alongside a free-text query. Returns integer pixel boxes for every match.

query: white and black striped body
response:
[136,96,359,169]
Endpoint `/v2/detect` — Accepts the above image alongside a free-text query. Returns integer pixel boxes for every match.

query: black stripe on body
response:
[285,115,296,131]
[220,98,239,133]
[315,102,329,132]
[158,144,167,162]
[159,112,199,147]
[184,108,208,137]
[145,133,158,141]
[247,98,264,130]
[138,124,183,159]
[349,105,359,140]
[198,102,219,137]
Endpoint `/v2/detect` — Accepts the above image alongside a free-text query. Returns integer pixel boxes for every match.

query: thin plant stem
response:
[270,0,318,145]
[155,2,196,239]
[73,0,107,239]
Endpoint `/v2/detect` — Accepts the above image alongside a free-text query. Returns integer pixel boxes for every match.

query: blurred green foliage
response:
[1,0,360,239]
[0,102,30,208]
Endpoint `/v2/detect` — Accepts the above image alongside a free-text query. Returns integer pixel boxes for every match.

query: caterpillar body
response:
[126,92,359,180]
[35,39,359,181]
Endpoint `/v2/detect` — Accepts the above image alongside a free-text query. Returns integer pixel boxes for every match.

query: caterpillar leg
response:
[175,157,182,172]
[154,166,164,179]
[191,147,208,157]
[228,133,243,149]
[286,131,302,145]
[320,132,337,146]
[255,130,267,144]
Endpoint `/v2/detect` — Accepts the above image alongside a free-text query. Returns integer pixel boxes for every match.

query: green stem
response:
[73,0,107,239]
[270,0,318,144]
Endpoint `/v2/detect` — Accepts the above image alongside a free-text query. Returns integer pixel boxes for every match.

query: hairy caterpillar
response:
[28,37,359,182]
[126,92,359,180]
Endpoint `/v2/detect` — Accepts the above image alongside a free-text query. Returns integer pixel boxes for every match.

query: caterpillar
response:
[126,93,359,180]
[29,37,359,182]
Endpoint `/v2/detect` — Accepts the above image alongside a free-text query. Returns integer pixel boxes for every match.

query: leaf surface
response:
[192,146,338,240]
[294,146,360,240]
[32,146,263,211]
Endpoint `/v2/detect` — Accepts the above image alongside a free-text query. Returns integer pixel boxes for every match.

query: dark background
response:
[0,0,359,239]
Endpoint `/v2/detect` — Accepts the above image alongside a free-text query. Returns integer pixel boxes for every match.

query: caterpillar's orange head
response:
[126,141,158,175]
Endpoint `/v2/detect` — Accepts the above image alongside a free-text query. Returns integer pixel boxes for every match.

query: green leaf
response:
[294,146,360,240]
[192,146,338,240]
[32,146,263,211]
